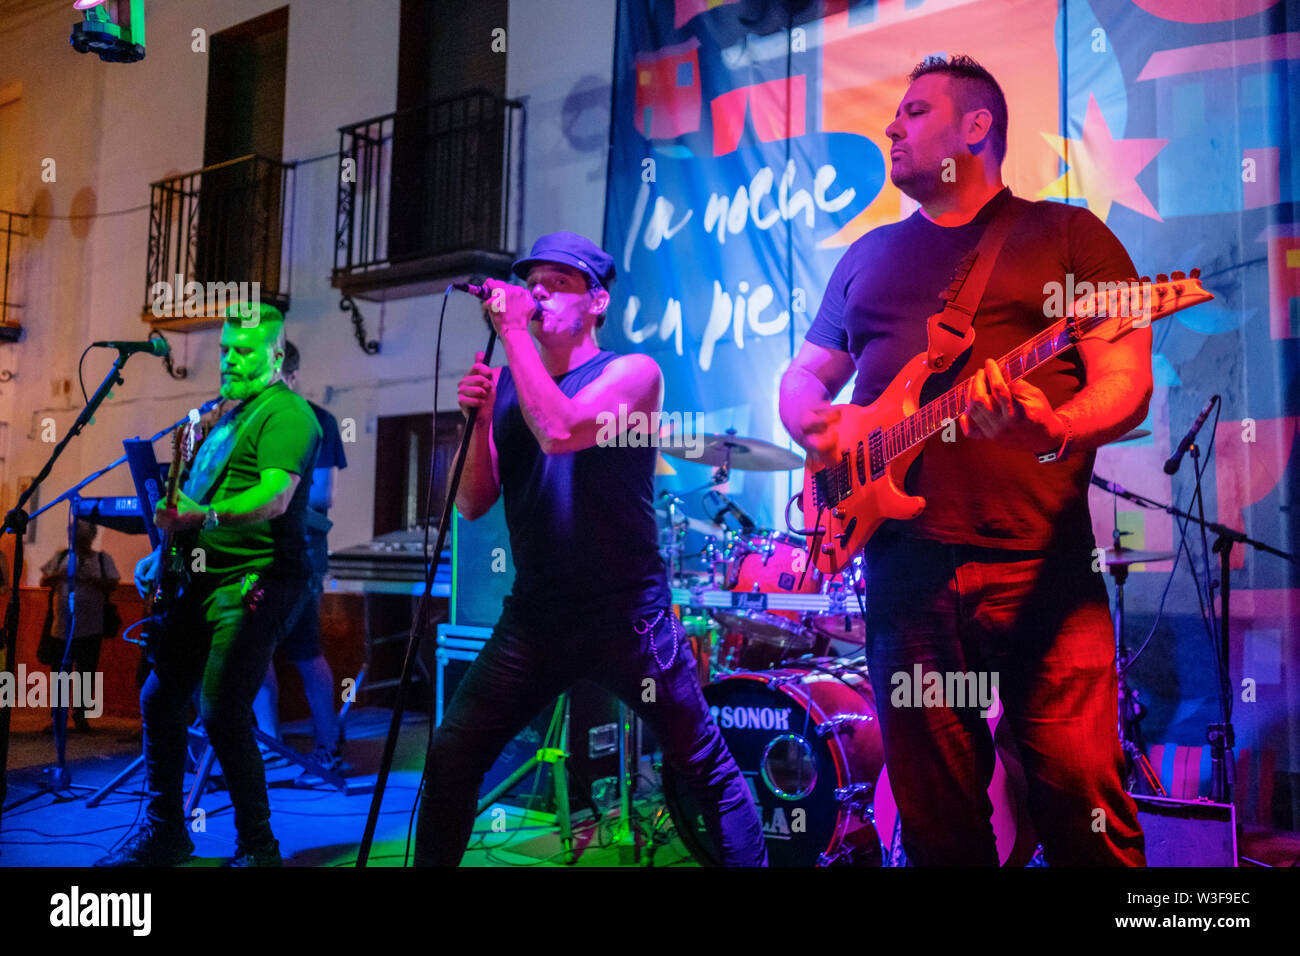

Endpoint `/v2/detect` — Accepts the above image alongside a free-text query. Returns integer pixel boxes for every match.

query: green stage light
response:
[70,0,145,63]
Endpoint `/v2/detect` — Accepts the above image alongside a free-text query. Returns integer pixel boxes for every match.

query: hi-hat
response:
[1102,547,1175,567]
[660,430,804,471]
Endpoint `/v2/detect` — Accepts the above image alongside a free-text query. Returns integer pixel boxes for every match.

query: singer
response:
[415,231,767,866]
[98,304,321,867]
[779,56,1151,865]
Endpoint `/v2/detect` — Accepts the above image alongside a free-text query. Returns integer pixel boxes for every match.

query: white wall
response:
[0,0,617,582]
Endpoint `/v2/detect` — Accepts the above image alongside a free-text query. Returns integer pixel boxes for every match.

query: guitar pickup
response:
[867,429,886,481]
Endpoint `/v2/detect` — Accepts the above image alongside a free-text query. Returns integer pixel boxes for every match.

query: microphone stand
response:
[356,323,497,866]
[0,349,131,831]
[2,398,219,807]
[1091,472,1298,805]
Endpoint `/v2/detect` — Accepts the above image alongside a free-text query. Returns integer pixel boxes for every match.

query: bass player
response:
[98,304,321,867]
[779,55,1147,866]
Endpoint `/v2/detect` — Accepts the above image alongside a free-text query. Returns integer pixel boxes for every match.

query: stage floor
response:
[0,707,694,868]
[1,707,1295,867]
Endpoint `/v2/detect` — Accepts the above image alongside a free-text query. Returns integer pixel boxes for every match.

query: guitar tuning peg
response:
[1171,270,1186,280]
[1139,276,1151,284]
[1156,273,1169,283]
[1190,268,1201,279]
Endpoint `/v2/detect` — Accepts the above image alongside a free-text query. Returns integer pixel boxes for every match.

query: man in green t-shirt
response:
[98,304,321,868]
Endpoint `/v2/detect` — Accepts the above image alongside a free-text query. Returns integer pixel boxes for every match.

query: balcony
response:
[143,154,295,332]
[332,89,524,301]
[1,209,26,342]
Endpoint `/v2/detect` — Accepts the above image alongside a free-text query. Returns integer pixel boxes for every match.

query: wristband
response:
[1036,414,1073,464]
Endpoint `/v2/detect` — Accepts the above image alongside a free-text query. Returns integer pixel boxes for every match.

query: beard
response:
[889,160,942,203]
[220,368,276,401]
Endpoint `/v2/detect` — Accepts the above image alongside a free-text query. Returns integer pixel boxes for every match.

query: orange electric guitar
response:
[796,271,1215,576]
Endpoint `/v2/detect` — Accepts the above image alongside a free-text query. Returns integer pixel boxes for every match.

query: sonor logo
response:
[715,705,791,731]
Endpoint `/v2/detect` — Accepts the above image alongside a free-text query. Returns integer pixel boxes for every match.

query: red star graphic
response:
[1039,94,1168,222]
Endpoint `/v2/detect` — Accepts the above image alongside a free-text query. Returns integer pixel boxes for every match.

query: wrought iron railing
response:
[144,154,295,317]
[1,209,27,328]
[333,89,524,278]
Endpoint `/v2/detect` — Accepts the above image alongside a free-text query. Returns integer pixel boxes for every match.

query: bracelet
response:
[1036,414,1073,464]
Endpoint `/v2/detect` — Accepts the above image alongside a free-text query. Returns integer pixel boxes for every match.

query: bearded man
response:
[98,303,321,867]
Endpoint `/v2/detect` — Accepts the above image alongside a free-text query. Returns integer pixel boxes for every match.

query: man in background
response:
[253,340,348,779]
[39,518,119,732]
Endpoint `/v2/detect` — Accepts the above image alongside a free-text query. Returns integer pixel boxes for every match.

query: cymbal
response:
[655,454,677,476]
[660,431,804,471]
[1107,428,1151,445]
[1103,547,1175,567]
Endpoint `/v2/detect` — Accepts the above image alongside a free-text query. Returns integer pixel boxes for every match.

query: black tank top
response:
[493,350,669,619]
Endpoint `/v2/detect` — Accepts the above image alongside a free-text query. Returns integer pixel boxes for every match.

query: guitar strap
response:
[182,388,277,506]
[925,193,1032,372]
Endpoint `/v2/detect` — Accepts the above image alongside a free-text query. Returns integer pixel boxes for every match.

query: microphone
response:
[704,490,756,533]
[449,275,491,300]
[1163,396,1219,475]
[92,338,170,357]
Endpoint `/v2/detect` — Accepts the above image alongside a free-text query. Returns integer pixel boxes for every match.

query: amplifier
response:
[1133,795,1238,867]
[435,624,621,812]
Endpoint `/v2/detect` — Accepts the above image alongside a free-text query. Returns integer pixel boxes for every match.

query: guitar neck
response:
[883,276,1199,464]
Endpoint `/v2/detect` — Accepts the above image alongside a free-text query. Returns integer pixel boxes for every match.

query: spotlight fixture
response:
[70,0,145,63]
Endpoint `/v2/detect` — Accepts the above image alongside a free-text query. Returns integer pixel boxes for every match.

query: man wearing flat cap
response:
[416,232,767,866]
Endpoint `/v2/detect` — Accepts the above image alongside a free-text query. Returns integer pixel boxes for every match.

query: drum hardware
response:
[833,782,875,814]
[816,713,875,737]
[1094,477,1174,796]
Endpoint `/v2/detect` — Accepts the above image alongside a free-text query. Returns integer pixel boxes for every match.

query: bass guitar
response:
[797,271,1215,575]
[142,408,202,649]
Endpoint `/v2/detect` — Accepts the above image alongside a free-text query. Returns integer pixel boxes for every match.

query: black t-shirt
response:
[183,382,322,579]
[492,351,670,619]
[305,400,347,575]
[309,401,348,472]
[807,188,1136,550]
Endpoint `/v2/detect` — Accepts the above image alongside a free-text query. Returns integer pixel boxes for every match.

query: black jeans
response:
[863,532,1145,866]
[415,597,768,866]
[141,571,307,845]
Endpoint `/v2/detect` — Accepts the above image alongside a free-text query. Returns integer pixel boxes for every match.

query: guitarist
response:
[779,55,1148,866]
[98,304,321,867]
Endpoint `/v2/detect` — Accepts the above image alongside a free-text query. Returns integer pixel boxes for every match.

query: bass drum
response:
[663,659,885,867]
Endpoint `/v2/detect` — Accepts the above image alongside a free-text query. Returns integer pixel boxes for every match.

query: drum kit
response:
[653,430,1038,867]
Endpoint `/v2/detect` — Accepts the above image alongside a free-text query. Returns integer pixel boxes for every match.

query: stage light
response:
[70,0,145,63]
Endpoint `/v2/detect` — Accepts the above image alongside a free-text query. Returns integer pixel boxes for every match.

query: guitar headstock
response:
[1071,268,1214,341]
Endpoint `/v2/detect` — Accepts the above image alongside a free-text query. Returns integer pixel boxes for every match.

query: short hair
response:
[283,340,300,375]
[224,301,286,349]
[909,54,1008,163]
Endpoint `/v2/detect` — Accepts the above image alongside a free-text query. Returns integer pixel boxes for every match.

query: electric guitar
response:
[797,271,1215,575]
[142,409,202,647]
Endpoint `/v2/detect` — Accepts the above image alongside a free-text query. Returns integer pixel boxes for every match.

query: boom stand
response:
[0,351,131,832]
[1093,469,1298,806]
[356,322,497,866]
